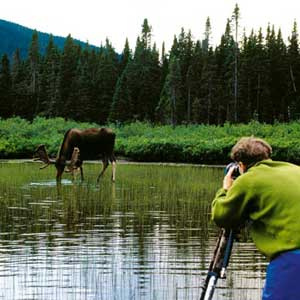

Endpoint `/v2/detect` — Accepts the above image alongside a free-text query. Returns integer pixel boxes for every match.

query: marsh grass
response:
[0,162,265,299]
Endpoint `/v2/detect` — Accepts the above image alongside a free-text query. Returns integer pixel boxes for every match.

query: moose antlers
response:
[65,147,82,173]
[33,144,82,171]
[33,144,55,169]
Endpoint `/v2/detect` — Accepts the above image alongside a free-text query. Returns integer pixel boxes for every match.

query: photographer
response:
[211,137,300,300]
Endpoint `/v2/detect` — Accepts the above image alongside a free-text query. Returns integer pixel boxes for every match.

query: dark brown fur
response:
[55,128,116,182]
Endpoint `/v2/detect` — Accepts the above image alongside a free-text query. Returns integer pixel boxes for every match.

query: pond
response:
[0,161,266,300]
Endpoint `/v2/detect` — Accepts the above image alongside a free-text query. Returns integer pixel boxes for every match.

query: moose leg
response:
[111,161,116,182]
[80,166,84,181]
[56,161,66,182]
[56,169,64,182]
[110,154,116,182]
[97,158,109,183]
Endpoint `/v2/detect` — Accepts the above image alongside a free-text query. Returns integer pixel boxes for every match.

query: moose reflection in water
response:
[34,127,116,182]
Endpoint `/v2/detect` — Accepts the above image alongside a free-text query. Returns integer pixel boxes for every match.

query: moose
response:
[34,127,116,182]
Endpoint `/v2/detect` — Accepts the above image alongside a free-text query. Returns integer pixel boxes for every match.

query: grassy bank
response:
[1,117,300,164]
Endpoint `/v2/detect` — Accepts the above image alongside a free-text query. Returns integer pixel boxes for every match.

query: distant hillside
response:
[0,19,99,60]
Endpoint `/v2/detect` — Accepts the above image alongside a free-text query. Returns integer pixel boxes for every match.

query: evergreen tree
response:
[239,30,259,122]
[70,44,92,121]
[110,47,139,122]
[94,38,120,123]
[194,47,218,124]
[141,19,152,49]
[119,38,132,74]
[84,48,102,121]
[2,4,299,126]
[157,56,182,125]
[186,41,203,123]
[0,54,12,118]
[253,28,267,122]
[28,30,41,116]
[275,29,288,121]
[288,21,300,119]
[11,48,30,118]
[59,35,80,118]
[110,19,161,122]
[39,35,60,117]
[194,20,217,124]
[232,4,240,122]
[160,42,169,94]
[202,17,212,53]
[264,26,288,122]
[215,19,235,123]
[109,66,134,122]
[176,28,194,123]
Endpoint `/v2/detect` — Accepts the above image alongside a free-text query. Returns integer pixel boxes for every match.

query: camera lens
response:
[224,162,240,179]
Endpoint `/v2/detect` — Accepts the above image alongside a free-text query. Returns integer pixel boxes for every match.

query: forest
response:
[0,5,300,126]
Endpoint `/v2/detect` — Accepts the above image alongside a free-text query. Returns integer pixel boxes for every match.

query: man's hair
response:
[230,137,272,165]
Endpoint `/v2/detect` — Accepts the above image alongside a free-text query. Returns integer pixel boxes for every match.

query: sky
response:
[1,0,300,53]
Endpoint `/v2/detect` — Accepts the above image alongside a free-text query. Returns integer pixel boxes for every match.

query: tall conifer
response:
[0,54,12,118]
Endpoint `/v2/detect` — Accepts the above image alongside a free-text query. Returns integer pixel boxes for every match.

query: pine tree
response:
[110,19,161,123]
[160,42,169,93]
[239,30,258,122]
[94,38,120,124]
[141,19,152,49]
[264,25,288,122]
[109,66,134,122]
[275,29,288,121]
[109,49,139,122]
[70,44,91,121]
[193,19,216,124]
[39,35,60,117]
[288,20,300,119]
[254,28,267,122]
[28,30,41,116]
[232,4,240,122]
[186,41,203,123]
[193,47,218,124]
[0,54,12,118]
[176,29,194,123]
[157,56,182,125]
[11,48,30,118]
[215,19,235,123]
[119,38,132,74]
[84,48,102,121]
[202,17,212,53]
[59,35,80,119]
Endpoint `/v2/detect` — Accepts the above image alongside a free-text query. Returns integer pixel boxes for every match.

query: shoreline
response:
[0,158,225,168]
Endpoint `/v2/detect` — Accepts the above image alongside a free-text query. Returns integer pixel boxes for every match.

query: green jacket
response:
[212,159,300,259]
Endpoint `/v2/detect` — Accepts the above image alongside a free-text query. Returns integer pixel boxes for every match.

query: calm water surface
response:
[0,161,266,300]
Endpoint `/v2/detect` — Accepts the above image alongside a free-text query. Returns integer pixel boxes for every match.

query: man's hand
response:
[223,166,235,190]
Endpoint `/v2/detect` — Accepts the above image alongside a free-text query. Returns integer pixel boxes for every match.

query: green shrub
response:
[1,117,300,164]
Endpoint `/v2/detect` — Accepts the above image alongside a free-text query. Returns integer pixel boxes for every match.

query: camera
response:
[224,162,240,179]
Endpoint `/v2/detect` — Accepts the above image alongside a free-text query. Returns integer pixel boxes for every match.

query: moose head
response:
[33,144,83,180]
[33,144,56,169]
